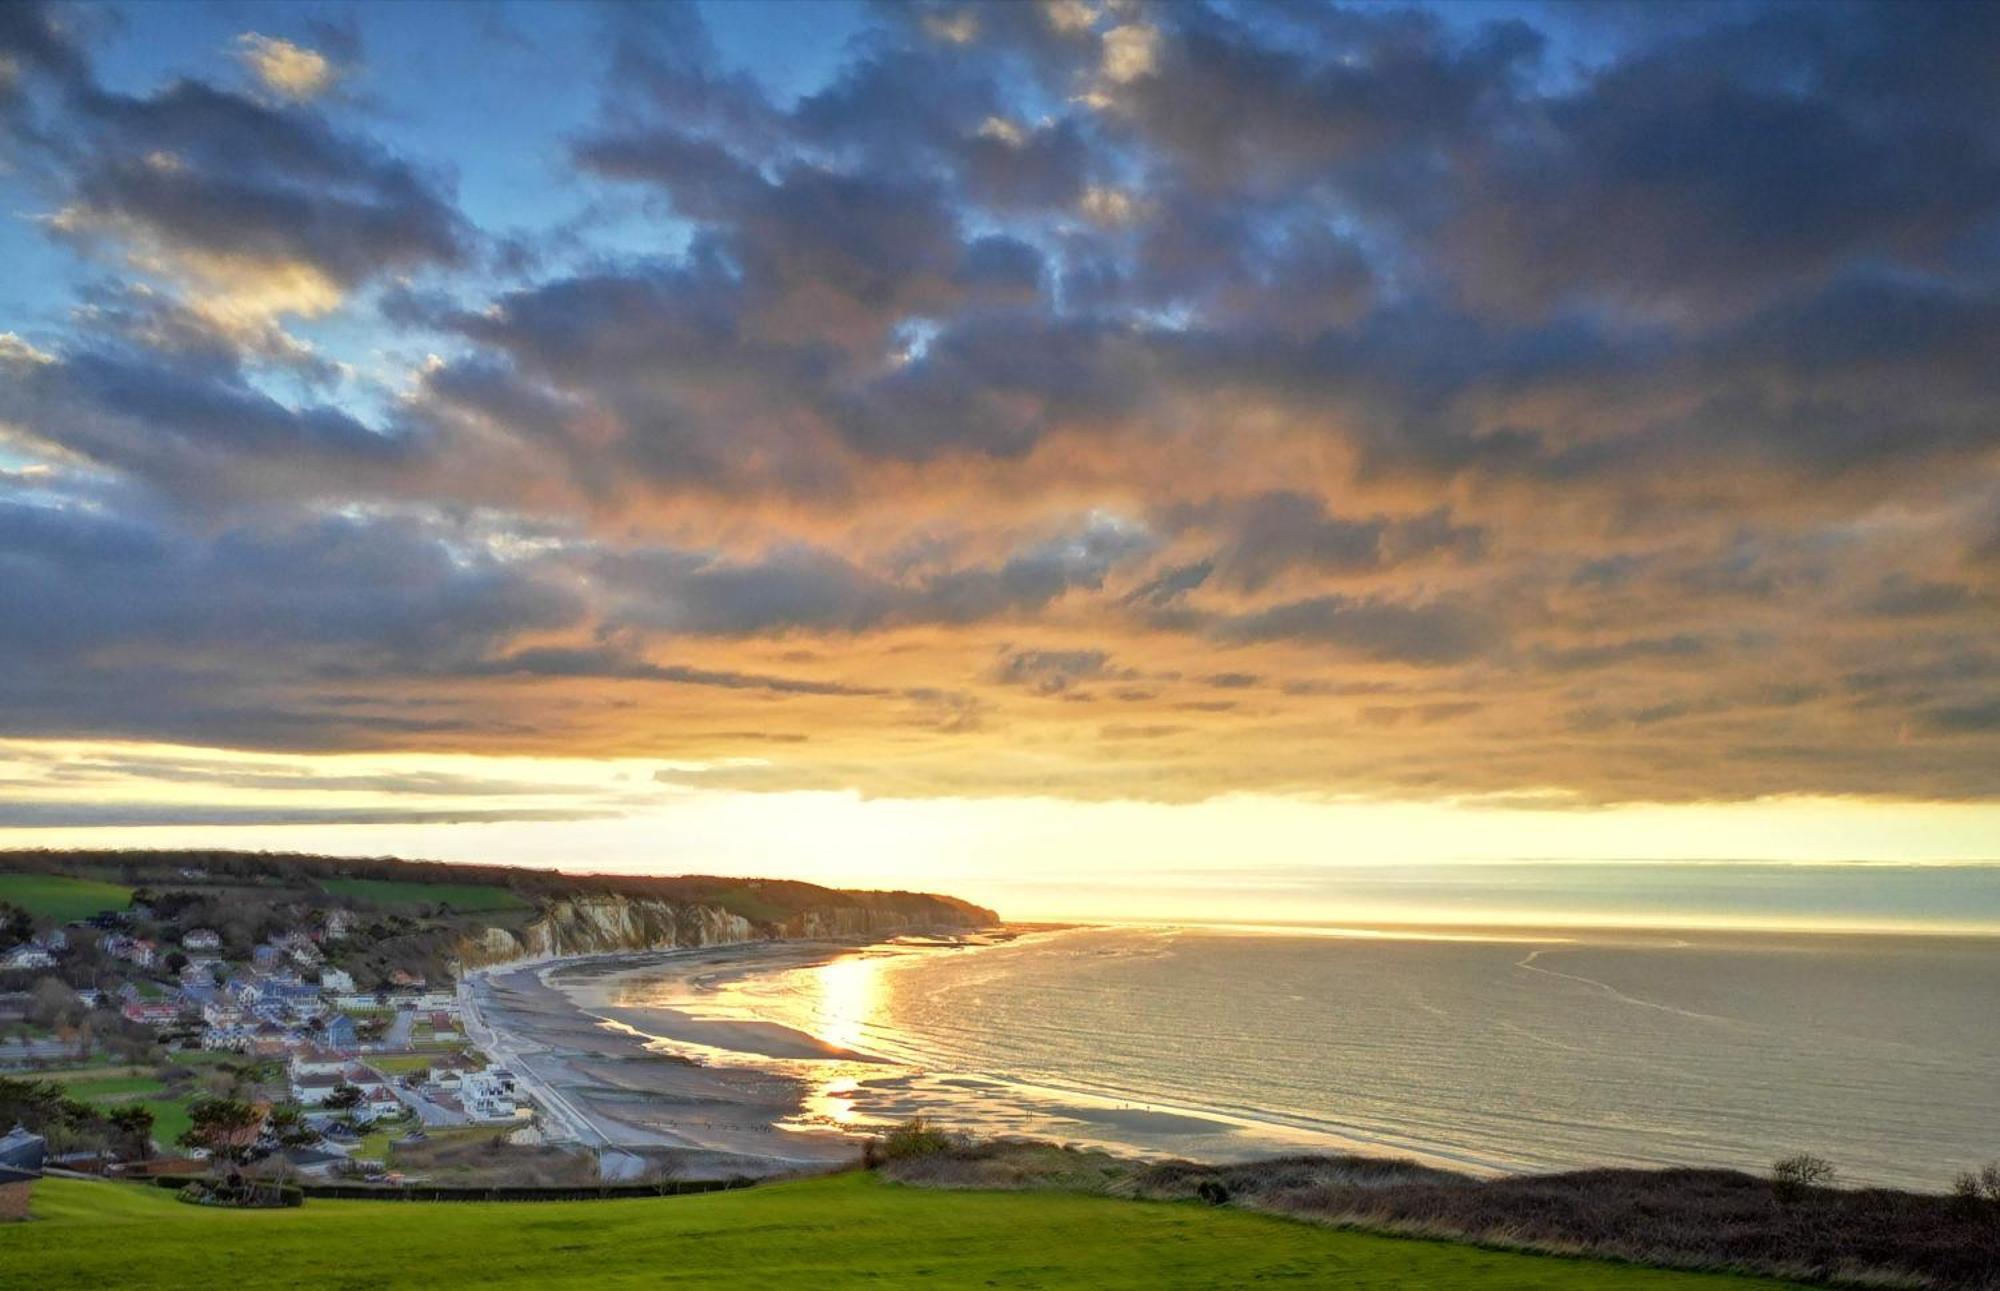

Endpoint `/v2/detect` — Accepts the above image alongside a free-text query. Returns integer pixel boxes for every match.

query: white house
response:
[318,967,356,993]
[181,929,221,952]
[1,946,55,971]
[460,1071,517,1121]
[290,1046,350,1079]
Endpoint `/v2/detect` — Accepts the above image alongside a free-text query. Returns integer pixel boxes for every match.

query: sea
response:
[594,881,2000,1192]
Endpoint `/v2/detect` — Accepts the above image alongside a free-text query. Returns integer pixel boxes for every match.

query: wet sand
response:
[462,942,868,1180]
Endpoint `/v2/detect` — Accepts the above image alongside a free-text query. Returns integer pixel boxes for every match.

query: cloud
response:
[0,0,1995,809]
[235,34,340,101]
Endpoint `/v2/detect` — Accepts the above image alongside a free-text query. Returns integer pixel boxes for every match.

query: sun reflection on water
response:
[811,953,880,1054]
[796,953,889,1130]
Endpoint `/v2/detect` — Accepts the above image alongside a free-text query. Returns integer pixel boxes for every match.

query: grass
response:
[38,1067,198,1147]
[317,878,529,913]
[3,1172,1805,1290]
[0,872,132,921]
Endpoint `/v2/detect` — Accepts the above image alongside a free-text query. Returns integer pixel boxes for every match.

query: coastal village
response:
[1,866,541,1193]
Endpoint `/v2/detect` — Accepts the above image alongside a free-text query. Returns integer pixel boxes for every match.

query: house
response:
[388,970,424,989]
[34,930,67,952]
[251,945,283,972]
[460,1071,517,1121]
[318,967,356,993]
[290,1046,350,1079]
[289,1071,348,1107]
[201,1022,255,1052]
[176,982,220,1010]
[121,999,182,1027]
[251,976,325,1021]
[321,1013,360,1052]
[322,909,356,941]
[181,929,221,953]
[1,946,55,971]
[0,1127,46,1170]
[102,934,155,966]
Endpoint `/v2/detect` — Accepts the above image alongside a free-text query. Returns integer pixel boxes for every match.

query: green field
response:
[5,1171,1800,1290]
[41,1067,197,1147]
[0,873,132,921]
[317,878,530,912]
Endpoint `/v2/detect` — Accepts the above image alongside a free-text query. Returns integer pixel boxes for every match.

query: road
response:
[457,969,648,1180]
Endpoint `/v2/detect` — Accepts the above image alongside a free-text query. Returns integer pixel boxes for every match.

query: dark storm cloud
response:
[594,514,1155,636]
[1163,492,1484,592]
[1211,593,1498,666]
[0,498,582,677]
[462,646,889,698]
[54,76,467,286]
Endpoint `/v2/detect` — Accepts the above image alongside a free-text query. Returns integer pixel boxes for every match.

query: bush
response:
[873,1117,959,1163]
[1195,1179,1231,1206]
[1770,1153,1836,1201]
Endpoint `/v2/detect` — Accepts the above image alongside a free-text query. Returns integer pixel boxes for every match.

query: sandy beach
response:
[461,942,873,1181]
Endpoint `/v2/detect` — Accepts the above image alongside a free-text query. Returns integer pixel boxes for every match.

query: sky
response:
[1,1,1998,925]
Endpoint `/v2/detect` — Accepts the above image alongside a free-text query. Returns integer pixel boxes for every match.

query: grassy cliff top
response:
[0,848,997,927]
[6,1171,1799,1290]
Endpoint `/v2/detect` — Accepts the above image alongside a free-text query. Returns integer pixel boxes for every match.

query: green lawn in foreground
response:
[0,873,132,921]
[7,1172,1804,1291]
[317,878,529,912]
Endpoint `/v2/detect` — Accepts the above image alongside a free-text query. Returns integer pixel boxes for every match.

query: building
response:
[0,946,54,971]
[121,999,182,1027]
[290,1046,350,1080]
[322,909,356,941]
[318,967,356,993]
[459,1071,517,1121]
[321,1013,360,1052]
[181,929,221,952]
[102,934,156,968]
[289,1071,348,1107]
[251,945,283,972]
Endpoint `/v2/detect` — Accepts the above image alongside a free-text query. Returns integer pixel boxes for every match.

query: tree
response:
[325,1082,365,1111]
[26,977,82,1029]
[179,1098,265,1166]
[264,1103,321,1148]
[1771,1153,1836,1201]
[0,902,31,950]
[107,1105,156,1160]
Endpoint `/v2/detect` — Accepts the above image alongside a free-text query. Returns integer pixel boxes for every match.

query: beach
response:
[461,942,870,1180]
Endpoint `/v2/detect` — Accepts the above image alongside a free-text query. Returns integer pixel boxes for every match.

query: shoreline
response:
[456,929,1501,1184]
[459,939,892,1181]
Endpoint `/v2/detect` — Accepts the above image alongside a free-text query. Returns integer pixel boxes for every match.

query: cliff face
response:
[455,890,995,972]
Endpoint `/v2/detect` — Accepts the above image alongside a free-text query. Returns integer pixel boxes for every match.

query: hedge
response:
[147,1174,756,1203]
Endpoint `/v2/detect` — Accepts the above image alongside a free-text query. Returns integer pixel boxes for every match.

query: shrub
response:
[1195,1179,1231,1206]
[873,1117,959,1163]
[1770,1153,1836,1201]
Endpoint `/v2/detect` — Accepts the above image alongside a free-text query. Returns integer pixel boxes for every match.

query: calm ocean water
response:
[619,917,2000,1192]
